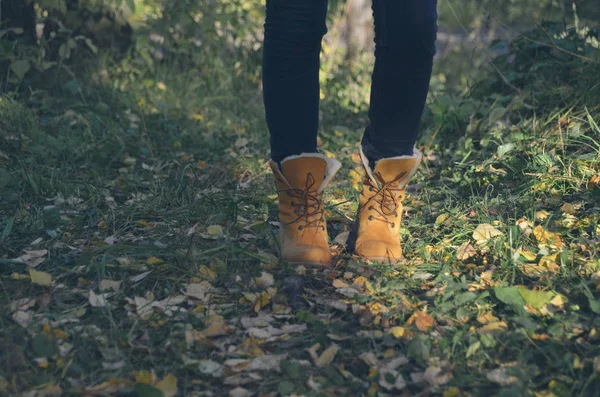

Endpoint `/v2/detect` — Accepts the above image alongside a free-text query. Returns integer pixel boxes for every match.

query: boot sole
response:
[356,255,403,265]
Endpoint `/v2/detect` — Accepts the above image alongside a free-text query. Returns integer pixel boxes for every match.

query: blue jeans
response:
[263,0,438,163]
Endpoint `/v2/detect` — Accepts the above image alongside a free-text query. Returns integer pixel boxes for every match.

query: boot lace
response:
[362,171,408,228]
[279,173,325,231]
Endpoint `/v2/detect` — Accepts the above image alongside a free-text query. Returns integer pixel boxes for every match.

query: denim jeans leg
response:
[263,0,329,163]
[362,0,438,162]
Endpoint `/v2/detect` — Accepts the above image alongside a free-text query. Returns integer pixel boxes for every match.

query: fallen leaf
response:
[254,272,274,288]
[412,310,435,332]
[129,271,152,283]
[83,378,133,395]
[230,387,253,397]
[423,366,452,386]
[155,374,177,397]
[29,269,52,286]
[473,223,503,244]
[389,326,406,339]
[199,360,223,377]
[89,290,108,307]
[379,369,406,391]
[456,242,477,260]
[315,344,339,367]
[186,281,212,302]
[17,249,48,267]
[486,367,518,386]
[533,225,563,249]
[207,225,224,238]
[99,279,122,292]
[12,310,33,328]
[146,256,164,265]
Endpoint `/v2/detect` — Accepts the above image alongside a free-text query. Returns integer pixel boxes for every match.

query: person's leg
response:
[263,0,328,164]
[361,0,438,162]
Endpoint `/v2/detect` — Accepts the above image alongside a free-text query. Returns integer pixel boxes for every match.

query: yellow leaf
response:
[390,326,406,338]
[478,321,508,334]
[156,82,167,91]
[315,344,339,367]
[518,249,537,262]
[136,220,153,228]
[11,272,30,280]
[133,370,156,384]
[146,256,164,265]
[191,113,204,121]
[207,225,224,237]
[198,265,217,281]
[323,150,336,159]
[560,202,578,215]
[201,315,230,337]
[156,373,178,397]
[368,303,389,315]
[533,226,563,249]
[589,174,599,189]
[29,269,52,286]
[444,387,462,397]
[535,210,550,221]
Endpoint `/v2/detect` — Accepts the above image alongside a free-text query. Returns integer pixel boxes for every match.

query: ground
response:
[1,8,600,397]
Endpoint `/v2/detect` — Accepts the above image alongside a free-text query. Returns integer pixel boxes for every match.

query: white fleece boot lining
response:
[280,152,342,193]
[359,146,423,188]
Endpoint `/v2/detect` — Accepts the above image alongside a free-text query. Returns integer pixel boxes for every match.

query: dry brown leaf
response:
[476,312,499,325]
[456,242,477,260]
[473,223,503,244]
[332,279,350,289]
[533,225,563,249]
[413,310,435,331]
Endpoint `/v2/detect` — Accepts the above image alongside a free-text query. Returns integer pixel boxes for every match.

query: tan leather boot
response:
[269,154,342,267]
[355,147,422,263]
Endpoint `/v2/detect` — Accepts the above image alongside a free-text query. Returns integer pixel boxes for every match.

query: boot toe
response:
[283,245,332,267]
[355,240,402,263]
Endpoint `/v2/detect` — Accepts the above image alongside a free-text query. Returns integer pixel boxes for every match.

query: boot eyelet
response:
[391,223,396,228]
[368,206,373,211]
[291,202,296,206]
[321,226,325,231]
[368,215,374,221]
[298,225,304,230]
[369,187,375,192]
[395,213,399,217]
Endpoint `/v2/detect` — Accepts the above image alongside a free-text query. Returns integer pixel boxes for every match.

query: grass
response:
[1,11,600,397]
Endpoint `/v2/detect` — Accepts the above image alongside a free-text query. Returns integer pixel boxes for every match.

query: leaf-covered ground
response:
[2,16,600,397]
